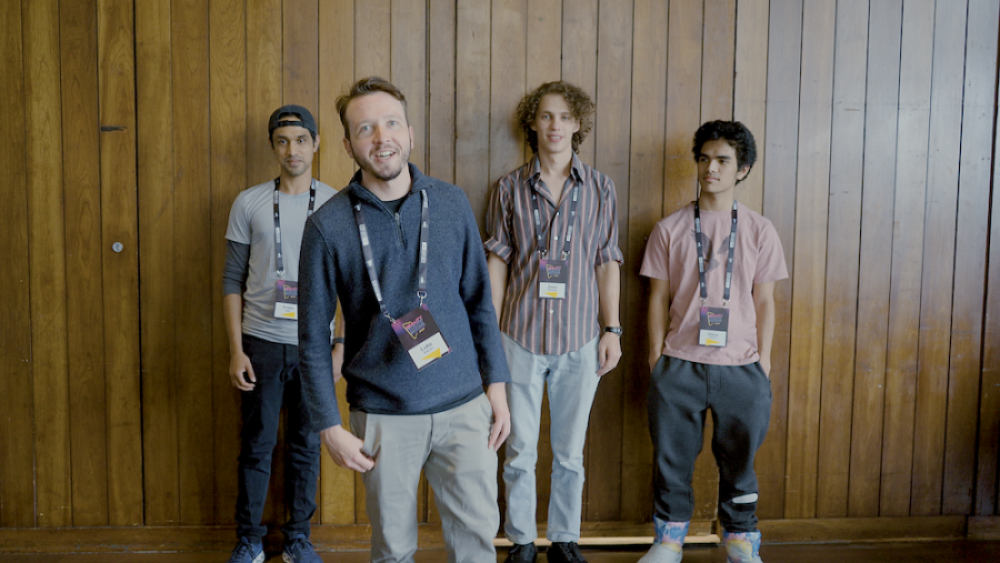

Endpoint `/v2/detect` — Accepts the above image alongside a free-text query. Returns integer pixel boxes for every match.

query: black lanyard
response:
[529,177,580,260]
[694,200,738,307]
[352,190,429,323]
[273,177,317,276]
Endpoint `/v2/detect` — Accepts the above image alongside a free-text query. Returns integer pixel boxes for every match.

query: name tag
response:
[698,306,729,347]
[273,280,298,320]
[538,258,568,300]
[391,305,451,370]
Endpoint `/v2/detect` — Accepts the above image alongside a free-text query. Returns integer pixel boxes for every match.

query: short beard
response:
[358,159,405,182]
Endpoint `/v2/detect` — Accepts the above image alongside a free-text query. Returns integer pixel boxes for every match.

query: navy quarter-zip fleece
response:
[298,164,511,431]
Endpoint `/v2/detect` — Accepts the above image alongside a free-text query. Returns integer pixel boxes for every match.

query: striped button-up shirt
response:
[484,154,623,355]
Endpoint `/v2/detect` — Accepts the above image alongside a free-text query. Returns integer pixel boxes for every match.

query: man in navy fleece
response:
[297,76,512,563]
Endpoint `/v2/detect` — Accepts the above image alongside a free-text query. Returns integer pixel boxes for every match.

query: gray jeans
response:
[350,393,499,563]
[648,356,771,532]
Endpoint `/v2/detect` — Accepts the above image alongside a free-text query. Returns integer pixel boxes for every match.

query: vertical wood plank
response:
[586,0,632,522]
[489,0,526,189]
[561,0,597,166]
[880,0,934,517]
[0,0,35,529]
[784,0,835,519]
[172,0,214,525]
[98,0,144,526]
[282,0,319,174]
[977,25,1000,514]
[756,0,803,520]
[732,0,769,215]
[24,0,71,528]
[662,0,703,217]
[209,0,247,525]
[136,0,178,525]
[621,0,667,523]
[910,0,967,516]
[946,0,999,516]
[455,0,491,228]
[847,0,901,518]
[317,0,356,525]
[60,0,109,527]
[246,0,281,186]
[699,0,735,121]
[815,0,868,519]
[355,0,390,79]
[391,0,427,173]
[427,0,455,185]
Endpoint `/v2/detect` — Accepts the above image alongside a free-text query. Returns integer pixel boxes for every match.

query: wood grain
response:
[848,0,902,518]
[98,0,144,526]
[60,0,109,527]
[455,0,491,230]
[757,0,803,520]
[136,0,178,525]
[945,0,999,517]
[816,0,868,519]
[355,0,390,79]
[245,0,282,185]
[0,0,35,529]
[560,0,597,166]
[732,0,769,215]
[910,0,966,516]
[880,0,933,517]
[24,0,71,528]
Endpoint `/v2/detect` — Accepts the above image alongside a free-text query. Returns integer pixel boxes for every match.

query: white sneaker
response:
[637,542,682,563]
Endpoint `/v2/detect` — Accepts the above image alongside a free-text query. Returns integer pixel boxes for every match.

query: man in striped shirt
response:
[485,81,624,563]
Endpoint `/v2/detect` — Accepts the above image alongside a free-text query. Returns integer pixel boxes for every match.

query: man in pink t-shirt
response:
[638,121,788,563]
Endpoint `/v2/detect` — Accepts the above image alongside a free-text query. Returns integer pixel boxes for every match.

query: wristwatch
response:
[604,326,623,337]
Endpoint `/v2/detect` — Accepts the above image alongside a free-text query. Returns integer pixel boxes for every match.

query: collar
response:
[528,152,585,188]
[347,162,428,206]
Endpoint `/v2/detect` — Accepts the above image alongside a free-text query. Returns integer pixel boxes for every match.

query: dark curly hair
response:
[692,120,757,183]
[517,81,595,154]
[336,76,409,141]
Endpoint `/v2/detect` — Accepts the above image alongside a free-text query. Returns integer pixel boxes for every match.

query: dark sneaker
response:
[282,533,322,563]
[546,542,587,563]
[226,537,264,563]
[505,542,538,563]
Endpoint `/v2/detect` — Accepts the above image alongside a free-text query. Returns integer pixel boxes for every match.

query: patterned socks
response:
[638,516,688,563]
[722,530,763,563]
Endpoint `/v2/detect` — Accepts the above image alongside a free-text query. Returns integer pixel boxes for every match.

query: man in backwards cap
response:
[222,105,338,563]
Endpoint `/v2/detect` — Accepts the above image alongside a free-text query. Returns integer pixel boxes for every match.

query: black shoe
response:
[505,543,538,563]
[546,542,587,563]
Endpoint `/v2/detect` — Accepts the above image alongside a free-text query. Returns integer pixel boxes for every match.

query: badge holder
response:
[538,258,568,299]
[273,279,299,320]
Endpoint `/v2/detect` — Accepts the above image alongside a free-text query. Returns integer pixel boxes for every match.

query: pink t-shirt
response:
[640,202,788,366]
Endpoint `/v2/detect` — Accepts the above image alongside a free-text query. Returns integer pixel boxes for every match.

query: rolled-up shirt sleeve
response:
[483,177,514,262]
[595,175,624,267]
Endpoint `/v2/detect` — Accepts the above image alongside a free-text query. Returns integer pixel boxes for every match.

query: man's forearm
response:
[755,299,776,363]
[596,261,621,327]
[223,293,244,355]
[487,253,508,326]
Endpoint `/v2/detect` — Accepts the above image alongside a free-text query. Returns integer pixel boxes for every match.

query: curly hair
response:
[692,120,757,183]
[336,76,409,140]
[517,81,595,154]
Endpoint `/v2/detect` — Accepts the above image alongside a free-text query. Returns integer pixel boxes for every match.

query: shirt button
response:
[549,309,554,313]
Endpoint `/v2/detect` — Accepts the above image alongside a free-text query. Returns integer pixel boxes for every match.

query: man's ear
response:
[737,165,751,182]
[342,137,353,159]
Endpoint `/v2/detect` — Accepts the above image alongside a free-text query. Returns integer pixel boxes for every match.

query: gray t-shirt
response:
[226,179,337,345]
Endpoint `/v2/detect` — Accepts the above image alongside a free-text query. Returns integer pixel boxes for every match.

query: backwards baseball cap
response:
[268,105,318,139]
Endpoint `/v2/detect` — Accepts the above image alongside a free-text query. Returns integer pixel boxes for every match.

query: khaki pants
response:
[350,393,500,563]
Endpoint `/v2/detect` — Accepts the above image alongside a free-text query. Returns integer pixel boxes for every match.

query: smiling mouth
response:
[375,150,395,159]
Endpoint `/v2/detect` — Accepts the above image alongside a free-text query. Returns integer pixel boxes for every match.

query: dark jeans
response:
[236,334,321,543]
[648,356,771,532]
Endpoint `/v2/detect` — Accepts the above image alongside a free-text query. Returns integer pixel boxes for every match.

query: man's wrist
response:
[603,326,623,337]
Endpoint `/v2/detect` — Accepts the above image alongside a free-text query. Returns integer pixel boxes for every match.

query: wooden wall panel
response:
[136,0,178,525]
[911,0,966,516]
[946,0,999,517]
[881,0,934,517]
[816,0,867,519]
[0,0,35,529]
[757,0,802,520]
[97,0,143,526]
[784,0,835,519]
[24,0,71,528]
[848,0,902,518]
[4,0,1000,535]
[60,0,109,527]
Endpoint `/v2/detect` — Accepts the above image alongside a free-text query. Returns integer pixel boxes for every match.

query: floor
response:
[0,542,998,562]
